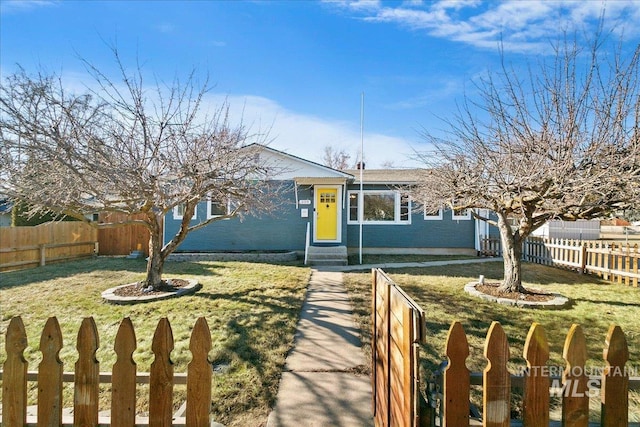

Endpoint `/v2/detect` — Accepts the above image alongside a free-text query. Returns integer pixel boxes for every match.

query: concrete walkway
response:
[267,269,373,427]
[267,258,501,426]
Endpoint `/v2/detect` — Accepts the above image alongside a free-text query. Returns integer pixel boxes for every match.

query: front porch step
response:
[306,245,348,266]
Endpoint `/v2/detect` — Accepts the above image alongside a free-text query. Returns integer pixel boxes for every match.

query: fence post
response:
[38,317,64,426]
[74,317,100,426]
[580,244,587,274]
[371,269,378,418]
[186,317,213,426]
[2,316,28,427]
[150,317,174,427]
[443,321,470,427]
[562,325,588,427]
[483,321,510,427]
[39,244,46,266]
[633,244,639,288]
[523,323,549,427]
[112,317,137,427]
[601,325,629,427]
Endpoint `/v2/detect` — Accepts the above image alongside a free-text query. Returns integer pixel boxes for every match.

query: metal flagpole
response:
[359,92,364,265]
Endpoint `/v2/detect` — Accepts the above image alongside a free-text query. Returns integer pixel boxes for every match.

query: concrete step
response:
[310,259,348,266]
[306,245,348,266]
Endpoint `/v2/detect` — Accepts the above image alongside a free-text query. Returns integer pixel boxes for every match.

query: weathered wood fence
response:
[372,269,637,426]
[0,222,98,271]
[437,321,634,427]
[479,236,640,287]
[372,268,428,427]
[2,315,213,426]
[97,212,154,256]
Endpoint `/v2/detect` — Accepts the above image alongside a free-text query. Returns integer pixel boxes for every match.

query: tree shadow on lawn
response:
[381,260,612,287]
[380,264,639,375]
[571,297,640,308]
[0,257,223,290]
[193,286,306,318]
[192,287,308,421]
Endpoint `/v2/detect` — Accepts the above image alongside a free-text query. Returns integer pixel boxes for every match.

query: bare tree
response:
[412,37,640,293]
[322,145,352,169]
[0,54,280,290]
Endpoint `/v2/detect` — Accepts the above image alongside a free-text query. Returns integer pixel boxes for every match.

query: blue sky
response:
[2,0,639,167]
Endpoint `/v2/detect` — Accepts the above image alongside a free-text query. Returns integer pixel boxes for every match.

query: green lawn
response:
[0,257,311,426]
[343,261,640,422]
[3,256,638,423]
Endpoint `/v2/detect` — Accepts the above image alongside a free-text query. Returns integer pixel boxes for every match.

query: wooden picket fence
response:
[371,268,428,427]
[2,316,213,426]
[0,222,98,271]
[479,236,640,287]
[437,321,633,427]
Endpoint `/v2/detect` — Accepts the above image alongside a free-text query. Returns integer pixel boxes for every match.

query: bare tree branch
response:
[412,34,640,292]
[0,52,281,289]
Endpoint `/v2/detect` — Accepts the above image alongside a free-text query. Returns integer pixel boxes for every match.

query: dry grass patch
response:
[0,257,311,426]
[343,261,640,423]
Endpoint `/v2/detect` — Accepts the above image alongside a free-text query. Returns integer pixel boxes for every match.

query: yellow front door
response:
[316,187,338,240]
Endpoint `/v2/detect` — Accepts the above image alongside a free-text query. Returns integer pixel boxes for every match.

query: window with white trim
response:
[452,207,471,220]
[207,198,231,219]
[173,204,197,220]
[424,207,443,220]
[347,190,411,224]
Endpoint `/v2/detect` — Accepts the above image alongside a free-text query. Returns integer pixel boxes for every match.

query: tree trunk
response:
[144,214,165,289]
[496,214,526,293]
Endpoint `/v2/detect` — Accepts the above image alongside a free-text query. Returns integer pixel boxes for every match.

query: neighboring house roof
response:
[342,169,424,185]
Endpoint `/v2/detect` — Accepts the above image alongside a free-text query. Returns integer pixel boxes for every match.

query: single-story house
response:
[163,145,494,264]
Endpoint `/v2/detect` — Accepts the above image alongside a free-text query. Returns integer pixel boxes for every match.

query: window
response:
[173,204,197,220]
[424,207,443,220]
[207,198,230,219]
[349,193,359,222]
[320,192,336,204]
[347,190,410,224]
[452,207,471,220]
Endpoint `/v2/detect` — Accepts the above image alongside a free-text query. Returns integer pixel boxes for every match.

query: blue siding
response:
[165,182,312,252]
[164,181,481,252]
[345,211,476,249]
[344,184,476,249]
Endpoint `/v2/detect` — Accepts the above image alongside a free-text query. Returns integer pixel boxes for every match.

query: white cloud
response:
[334,0,640,53]
[0,0,57,14]
[155,23,175,34]
[25,67,420,170]
[207,94,423,169]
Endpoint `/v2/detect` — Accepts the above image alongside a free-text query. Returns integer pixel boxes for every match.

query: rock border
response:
[102,279,201,305]
[464,282,570,309]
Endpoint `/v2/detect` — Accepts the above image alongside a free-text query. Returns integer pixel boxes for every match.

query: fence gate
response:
[372,268,427,427]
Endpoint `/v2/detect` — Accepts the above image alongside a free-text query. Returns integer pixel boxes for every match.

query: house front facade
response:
[163,146,492,259]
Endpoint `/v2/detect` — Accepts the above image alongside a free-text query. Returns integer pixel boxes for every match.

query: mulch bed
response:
[113,279,190,297]
[475,283,555,302]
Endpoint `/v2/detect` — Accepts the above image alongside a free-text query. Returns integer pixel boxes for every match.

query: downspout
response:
[475,209,480,252]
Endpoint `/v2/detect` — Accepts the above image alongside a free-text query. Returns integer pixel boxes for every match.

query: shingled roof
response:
[342,168,424,184]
